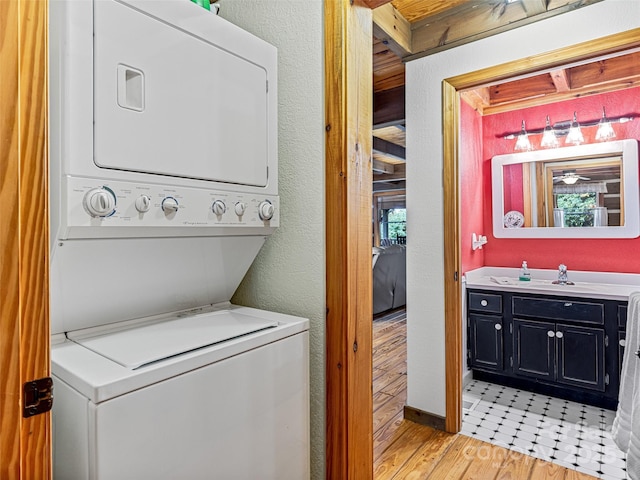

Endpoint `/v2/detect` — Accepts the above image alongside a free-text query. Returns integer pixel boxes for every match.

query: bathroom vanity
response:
[465,268,638,409]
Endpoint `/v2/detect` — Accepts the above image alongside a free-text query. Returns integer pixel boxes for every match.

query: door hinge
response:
[605,335,609,347]
[23,377,54,418]
[454,271,459,281]
[605,373,610,386]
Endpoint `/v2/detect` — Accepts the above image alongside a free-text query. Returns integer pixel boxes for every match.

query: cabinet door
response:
[556,324,605,391]
[513,319,554,380]
[469,314,503,371]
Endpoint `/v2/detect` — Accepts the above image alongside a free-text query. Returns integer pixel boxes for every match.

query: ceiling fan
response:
[553,170,590,185]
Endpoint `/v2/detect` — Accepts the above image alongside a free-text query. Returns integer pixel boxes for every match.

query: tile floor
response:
[461,379,627,479]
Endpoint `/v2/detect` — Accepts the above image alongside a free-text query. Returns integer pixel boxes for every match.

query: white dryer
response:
[49,1,309,478]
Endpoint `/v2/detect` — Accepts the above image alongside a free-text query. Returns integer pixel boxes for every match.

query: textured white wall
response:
[218,1,325,478]
[406,0,640,416]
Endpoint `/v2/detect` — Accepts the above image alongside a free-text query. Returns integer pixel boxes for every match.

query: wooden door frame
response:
[442,27,640,434]
[1,0,51,477]
[325,1,373,478]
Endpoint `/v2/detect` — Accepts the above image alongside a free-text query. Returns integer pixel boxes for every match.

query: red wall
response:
[479,86,640,273]
[460,100,485,272]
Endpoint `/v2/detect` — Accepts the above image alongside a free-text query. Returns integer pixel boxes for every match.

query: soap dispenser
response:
[519,261,531,281]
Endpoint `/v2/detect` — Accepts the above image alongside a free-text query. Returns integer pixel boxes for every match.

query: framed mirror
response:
[492,139,639,238]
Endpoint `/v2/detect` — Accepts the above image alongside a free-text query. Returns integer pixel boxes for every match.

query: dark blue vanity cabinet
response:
[467,288,626,409]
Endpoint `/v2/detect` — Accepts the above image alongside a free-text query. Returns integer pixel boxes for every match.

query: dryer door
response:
[93,0,269,187]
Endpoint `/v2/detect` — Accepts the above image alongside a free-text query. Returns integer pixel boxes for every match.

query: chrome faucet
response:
[557,264,568,284]
[553,263,574,285]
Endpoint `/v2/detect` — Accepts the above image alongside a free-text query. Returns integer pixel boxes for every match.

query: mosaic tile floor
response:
[461,380,627,479]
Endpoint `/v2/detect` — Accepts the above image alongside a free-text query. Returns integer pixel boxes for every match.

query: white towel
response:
[613,291,640,480]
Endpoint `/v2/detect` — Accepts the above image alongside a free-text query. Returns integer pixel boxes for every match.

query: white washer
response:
[49,2,309,478]
[52,306,309,480]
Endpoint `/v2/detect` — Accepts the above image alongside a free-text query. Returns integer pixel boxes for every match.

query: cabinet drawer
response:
[512,296,604,325]
[469,292,502,314]
[618,304,628,329]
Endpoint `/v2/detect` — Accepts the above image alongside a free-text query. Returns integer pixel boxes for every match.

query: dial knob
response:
[83,187,116,217]
[258,201,275,221]
[212,200,227,216]
[162,196,179,213]
[234,202,247,217]
[135,195,151,213]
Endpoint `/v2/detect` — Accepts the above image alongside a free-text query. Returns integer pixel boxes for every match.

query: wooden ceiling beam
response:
[373,180,406,193]
[373,160,395,174]
[521,0,548,16]
[569,51,640,89]
[373,85,405,127]
[482,77,640,115]
[361,0,394,9]
[489,73,557,106]
[373,163,406,183]
[372,3,412,58]
[550,69,571,93]
[373,136,406,161]
[407,0,603,62]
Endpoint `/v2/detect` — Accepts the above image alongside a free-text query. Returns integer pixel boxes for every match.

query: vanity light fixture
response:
[540,115,559,148]
[595,106,616,141]
[565,111,584,145]
[502,110,636,152]
[514,120,532,151]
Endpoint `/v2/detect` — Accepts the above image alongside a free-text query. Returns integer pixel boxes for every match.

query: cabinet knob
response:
[620,339,626,347]
[480,300,488,307]
[494,323,502,331]
[547,330,555,338]
[556,331,564,339]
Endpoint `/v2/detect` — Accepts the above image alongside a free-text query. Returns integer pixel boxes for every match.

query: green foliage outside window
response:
[381,208,406,240]
[556,193,597,227]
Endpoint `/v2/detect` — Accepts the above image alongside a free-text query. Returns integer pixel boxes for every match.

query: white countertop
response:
[464,267,640,301]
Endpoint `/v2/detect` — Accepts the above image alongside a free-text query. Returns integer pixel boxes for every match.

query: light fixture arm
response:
[500,112,636,139]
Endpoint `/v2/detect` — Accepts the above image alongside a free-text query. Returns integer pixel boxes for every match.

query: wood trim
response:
[407,0,604,62]
[373,86,405,128]
[442,80,462,434]
[325,1,373,479]
[446,28,640,91]
[403,405,446,431]
[372,3,412,58]
[372,137,406,161]
[1,0,51,477]
[442,28,640,437]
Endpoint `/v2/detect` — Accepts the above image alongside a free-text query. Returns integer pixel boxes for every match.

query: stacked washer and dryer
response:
[49,1,309,478]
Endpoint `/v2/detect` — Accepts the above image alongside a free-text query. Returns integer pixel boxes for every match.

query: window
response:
[380,208,406,244]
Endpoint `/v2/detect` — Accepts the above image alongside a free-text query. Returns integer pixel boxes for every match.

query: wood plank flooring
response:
[372,309,597,480]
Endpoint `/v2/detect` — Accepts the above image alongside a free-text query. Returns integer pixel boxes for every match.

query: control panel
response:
[59,176,279,239]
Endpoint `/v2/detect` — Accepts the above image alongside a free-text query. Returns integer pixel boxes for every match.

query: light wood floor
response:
[372,309,597,480]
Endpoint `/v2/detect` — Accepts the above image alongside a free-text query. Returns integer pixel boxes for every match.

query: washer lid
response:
[68,311,277,369]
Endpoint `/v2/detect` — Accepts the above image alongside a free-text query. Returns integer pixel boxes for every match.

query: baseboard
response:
[462,369,473,389]
[403,405,446,431]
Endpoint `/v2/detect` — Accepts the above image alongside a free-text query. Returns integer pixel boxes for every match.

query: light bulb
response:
[565,111,584,145]
[540,115,559,148]
[514,120,532,151]
[595,107,616,141]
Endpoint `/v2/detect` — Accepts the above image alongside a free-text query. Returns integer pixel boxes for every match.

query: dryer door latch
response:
[23,377,53,418]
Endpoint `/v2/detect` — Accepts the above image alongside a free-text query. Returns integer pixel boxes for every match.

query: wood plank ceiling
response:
[369,0,640,194]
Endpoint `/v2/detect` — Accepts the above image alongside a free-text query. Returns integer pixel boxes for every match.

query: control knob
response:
[83,187,116,217]
[258,201,275,221]
[212,200,227,216]
[135,195,151,213]
[234,202,247,217]
[162,196,179,214]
